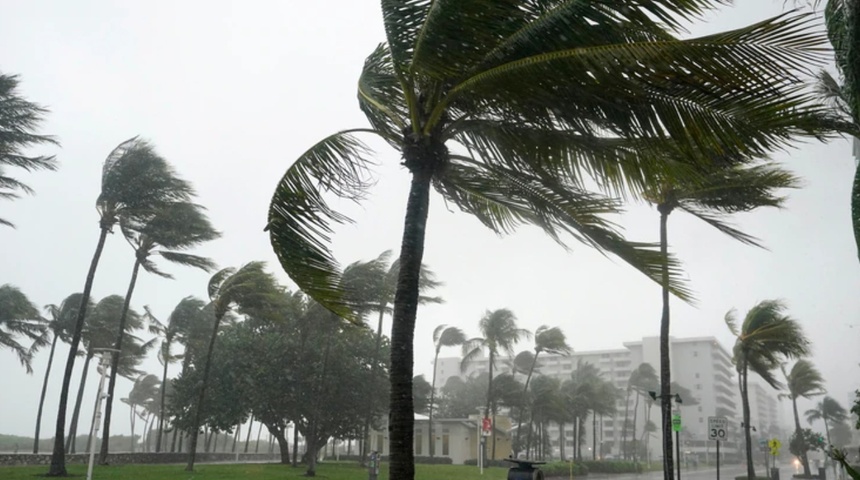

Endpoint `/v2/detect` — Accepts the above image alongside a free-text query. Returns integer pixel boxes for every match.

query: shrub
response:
[579,460,642,474]
[540,461,589,476]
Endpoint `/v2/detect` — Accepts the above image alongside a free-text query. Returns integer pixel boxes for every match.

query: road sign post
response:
[708,417,729,480]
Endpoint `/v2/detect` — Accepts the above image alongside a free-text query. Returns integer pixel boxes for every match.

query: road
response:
[577,465,748,480]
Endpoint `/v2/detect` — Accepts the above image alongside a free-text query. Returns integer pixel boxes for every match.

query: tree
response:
[266,5,839,478]
[0,284,45,372]
[122,374,160,453]
[99,200,218,463]
[0,72,58,228]
[806,396,849,448]
[790,428,825,461]
[780,359,825,475]
[428,324,465,457]
[413,375,432,415]
[462,308,529,459]
[647,161,798,477]
[514,325,571,456]
[185,262,280,471]
[33,294,82,453]
[726,300,811,480]
[48,138,194,476]
[623,363,659,461]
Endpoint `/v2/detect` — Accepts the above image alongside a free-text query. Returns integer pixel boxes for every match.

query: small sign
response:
[672,414,682,432]
[481,417,492,436]
[708,416,728,441]
[768,438,781,456]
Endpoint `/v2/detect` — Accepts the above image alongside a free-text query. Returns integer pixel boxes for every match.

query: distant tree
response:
[806,396,849,448]
[121,374,160,453]
[790,428,825,460]
[0,284,45,372]
[829,422,853,448]
[436,375,487,419]
[428,325,465,457]
[780,359,826,475]
[0,72,58,228]
[413,375,432,415]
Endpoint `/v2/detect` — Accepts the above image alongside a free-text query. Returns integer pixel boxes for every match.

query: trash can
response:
[771,467,780,480]
[505,459,546,480]
[818,467,826,480]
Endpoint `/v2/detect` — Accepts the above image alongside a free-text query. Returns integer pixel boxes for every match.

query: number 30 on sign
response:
[708,416,728,441]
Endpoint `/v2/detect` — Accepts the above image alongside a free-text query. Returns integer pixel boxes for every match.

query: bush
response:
[540,461,589,476]
[578,460,642,474]
[463,458,516,468]
[413,456,454,465]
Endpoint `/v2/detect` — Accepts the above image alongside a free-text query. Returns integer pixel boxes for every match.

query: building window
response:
[442,435,449,456]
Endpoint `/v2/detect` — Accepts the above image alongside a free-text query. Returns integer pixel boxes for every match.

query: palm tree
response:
[48,138,194,476]
[623,363,659,461]
[593,380,620,460]
[726,300,811,480]
[33,294,84,453]
[99,201,218,463]
[266,6,838,478]
[185,262,279,471]
[0,284,45,372]
[428,325,465,457]
[806,396,848,448]
[462,308,529,460]
[514,325,571,456]
[0,72,58,228]
[779,359,825,475]
[146,297,207,453]
[122,374,161,453]
[648,161,799,477]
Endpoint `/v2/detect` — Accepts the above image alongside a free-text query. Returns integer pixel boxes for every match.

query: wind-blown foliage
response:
[780,359,826,476]
[0,284,45,372]
[806,396,849,448]
[428,324,465,457]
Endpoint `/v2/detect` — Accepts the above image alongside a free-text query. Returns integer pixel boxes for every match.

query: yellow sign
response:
[768,438,781,456]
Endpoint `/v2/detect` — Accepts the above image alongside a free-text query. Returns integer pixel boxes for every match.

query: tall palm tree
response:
[806,396,848,447]
[593,380,620,460]
[185,262,279,471]
[99,201,218,463]
[0,284,45,372]
[648,161,799,477]
[33,294,84,453]
[726,300,811,480]
[428,324,465,457]
[462,308,529,459]
[122,374,160,453]
[266,5,838,478]
[779,359,825,476]
[625,363,659,462]
[0,72,58,228]
[48,138,194,476]
[146,297,207,453]
[514,325,571,456]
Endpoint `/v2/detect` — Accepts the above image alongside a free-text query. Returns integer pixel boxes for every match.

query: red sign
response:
[482,417,492,433]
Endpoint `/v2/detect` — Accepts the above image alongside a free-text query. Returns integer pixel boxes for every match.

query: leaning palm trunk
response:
[793,398,812,475]
[658,206,676,480]
[33,332,59,453]
[740,360,756,480]
[185,311,224,471]
[99,257,142,463]
[428,348,440,458]
[48,226,110,476]
[388,167,433,480]
[66,352,93,453]
[515,353,541,456]
[155,341,169,453]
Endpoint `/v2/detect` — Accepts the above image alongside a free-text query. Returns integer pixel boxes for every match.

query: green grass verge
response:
[0,461,512,480]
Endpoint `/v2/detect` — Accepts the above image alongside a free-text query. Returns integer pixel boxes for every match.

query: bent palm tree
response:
[648,161,799,475]
[780,359,825,476]
[48,138,194,476]
[806,396,848,447]
[0,72,58,228]
[428,325,465,457]
[99,201,218,463]
[726,300,811,480]
[0,284,45,372]
[266,4,838,478]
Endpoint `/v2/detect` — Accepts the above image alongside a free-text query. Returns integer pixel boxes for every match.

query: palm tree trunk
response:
[593,413,597,460]
[33,332,59,453]
[515,352,540,456]
[559,421,566,461]
[99,257,142,463]
[428,348,441,458]
[658,207,675,480]
[487,351,495,460]
[48,225,110,476]
[255,421,263,454]
[632,392,640,463]
[793,398,811,475]
[389,167,433,480]
[185,312,225,471]
[156,340,170,453]
[622,388,631,460]
[292,424,299,466]
[741,360,756,479]
[361,305,386,465]
[130,403,137,453]
[244,417,253,453]
[66,352,93,454]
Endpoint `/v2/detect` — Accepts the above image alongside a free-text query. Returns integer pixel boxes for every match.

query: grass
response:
[0,461,512,480]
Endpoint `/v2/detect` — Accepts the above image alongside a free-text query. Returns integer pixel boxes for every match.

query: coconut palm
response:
[462,308,529,459]
[32,294,84,453]
[0,72,58,228]
[0,284,45,372]
[625,363,659,462]
[48,138,194,475]
[806,396,848,448]
[514,325,571,456]
[726,299,811,480]
[99,201,218,463]
[648,161,799,475]
[266,5,839,478]
[122,374,161,453]
[593,380,620,460]
[428,325,465,457]
[779,359,825,475]
[185,262,280,471]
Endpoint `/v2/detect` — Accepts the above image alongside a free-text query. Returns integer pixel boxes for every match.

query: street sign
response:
[672,414,682,432]
[708,416,728,441]
[481,417,492,436]
[768,438,781,456]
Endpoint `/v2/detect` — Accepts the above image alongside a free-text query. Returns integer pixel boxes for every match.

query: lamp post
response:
[649,391,683,480]
[476,407,485,474]
[87,348,119,480]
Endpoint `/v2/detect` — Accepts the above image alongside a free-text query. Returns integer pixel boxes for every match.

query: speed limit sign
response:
[708,416,728,441]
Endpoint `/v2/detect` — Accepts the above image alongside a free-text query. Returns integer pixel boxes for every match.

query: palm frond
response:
[358,44,408,148]
[158,251,218,273]
[679,205,765,247]
[266,130,379,320]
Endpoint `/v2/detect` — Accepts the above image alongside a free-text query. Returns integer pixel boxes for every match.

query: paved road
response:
[579,465,747,480]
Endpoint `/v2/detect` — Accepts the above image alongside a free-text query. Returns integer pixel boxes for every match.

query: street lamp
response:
[648,391,683,480]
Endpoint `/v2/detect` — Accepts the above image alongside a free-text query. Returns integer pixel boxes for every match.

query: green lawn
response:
[0,462,513,480]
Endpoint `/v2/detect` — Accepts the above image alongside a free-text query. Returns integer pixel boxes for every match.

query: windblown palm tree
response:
[185,262,280,471]
[806,396,848,448]
[462,308,529,459]
[99,201,219,463]
[122,374,161,453]
[514,325,571,456]
[726,300,811,480]
[0,72,58,228]
[0,284,45,372]
[780,359,825,475]
[647,160,799,472]
[266,4,839,478]
[49,138,194,476]
[428,324,465,457]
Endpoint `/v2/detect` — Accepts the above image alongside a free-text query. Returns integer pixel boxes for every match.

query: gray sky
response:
[1,1,858,440]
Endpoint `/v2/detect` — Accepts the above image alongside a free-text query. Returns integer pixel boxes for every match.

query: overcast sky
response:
[1,1,858,440]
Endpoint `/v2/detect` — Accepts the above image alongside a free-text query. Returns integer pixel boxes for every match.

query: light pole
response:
[649,391,683,480]
[476,406,486,475]
[87,348,119,480]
